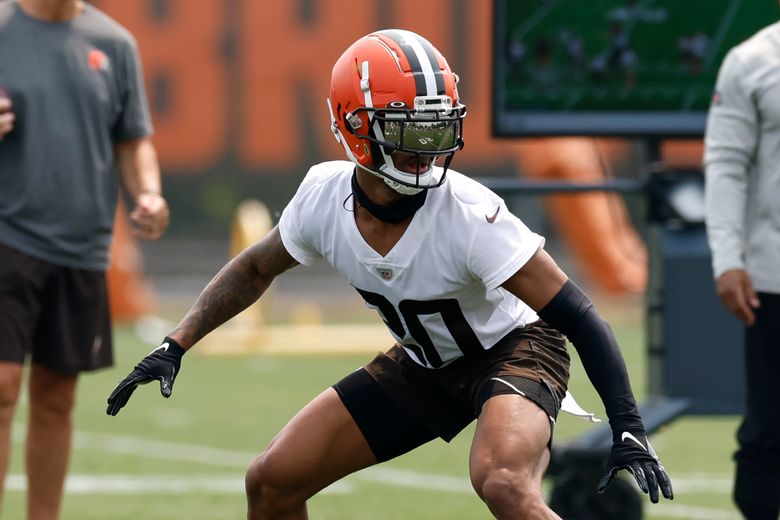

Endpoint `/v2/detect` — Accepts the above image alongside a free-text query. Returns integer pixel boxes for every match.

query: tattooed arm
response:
[169,225,298,350]
[106,225,299,415]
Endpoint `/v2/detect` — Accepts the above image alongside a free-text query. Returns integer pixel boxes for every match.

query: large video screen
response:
[492,0,777,137]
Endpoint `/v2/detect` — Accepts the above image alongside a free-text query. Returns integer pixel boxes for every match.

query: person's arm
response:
[106,226,299,415]
[501,247,673,503]
[169,226,298,349]
[115,136,169,240]
[501,248,642,429]
[704,50,760,325]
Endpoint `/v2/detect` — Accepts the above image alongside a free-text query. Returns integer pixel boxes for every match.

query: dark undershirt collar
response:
[350,171,427,224]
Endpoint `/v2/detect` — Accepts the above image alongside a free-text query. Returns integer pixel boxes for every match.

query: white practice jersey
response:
[278,161,545,369]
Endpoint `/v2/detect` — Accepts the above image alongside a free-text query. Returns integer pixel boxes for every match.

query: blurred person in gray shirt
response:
[704,8,780,520]
[0,0,168,518]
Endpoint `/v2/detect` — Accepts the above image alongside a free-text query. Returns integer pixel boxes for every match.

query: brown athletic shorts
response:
[335,321,570,460]
[0,242,113,373]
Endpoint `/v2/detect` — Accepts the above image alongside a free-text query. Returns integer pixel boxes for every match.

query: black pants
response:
[734,292,780,520]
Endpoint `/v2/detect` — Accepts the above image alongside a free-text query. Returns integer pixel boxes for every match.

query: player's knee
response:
[245,452,303,515]
[245,453,277,504]
[472,467,542,512]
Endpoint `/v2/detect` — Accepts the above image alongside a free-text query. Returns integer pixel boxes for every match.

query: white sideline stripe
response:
[359,469,734,494]
[3,471,738,501]
[13,425,253,468]
[652,504,741,520]
[3,474,352,495]
[359,466,473,493]
[671,475,733,493]
[72,430,255,468]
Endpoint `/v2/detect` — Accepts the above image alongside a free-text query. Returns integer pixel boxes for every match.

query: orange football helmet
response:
[327,29,466,194]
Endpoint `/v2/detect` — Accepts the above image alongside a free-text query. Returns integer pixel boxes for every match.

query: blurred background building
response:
[96,0,710,322]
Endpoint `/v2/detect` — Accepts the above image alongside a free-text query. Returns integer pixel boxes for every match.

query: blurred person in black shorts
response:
[704,8,780,519]
[0,0,168,518]
[107,29,672,519]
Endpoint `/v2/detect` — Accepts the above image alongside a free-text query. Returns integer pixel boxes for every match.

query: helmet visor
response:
[381,118,460,153]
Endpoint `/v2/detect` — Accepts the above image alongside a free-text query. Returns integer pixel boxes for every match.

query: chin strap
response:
[380,175,423,195]
[351,171,427,224]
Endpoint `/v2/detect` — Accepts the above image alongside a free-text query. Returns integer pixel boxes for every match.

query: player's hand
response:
[0,92,15,140]
[597,430,673,503]
[715,268,760,325]
[106,337,185,416]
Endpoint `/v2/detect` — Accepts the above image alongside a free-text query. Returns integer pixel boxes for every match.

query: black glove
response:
[597,430,674,503]
[106,337,186,416]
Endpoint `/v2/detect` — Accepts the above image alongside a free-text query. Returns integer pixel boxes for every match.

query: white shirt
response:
[278,160,544,368]
[704,21,780,293]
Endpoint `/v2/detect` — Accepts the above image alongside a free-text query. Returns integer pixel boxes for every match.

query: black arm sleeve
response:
[537,279,644,437]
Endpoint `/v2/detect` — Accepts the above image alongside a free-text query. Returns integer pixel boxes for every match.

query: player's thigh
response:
[469,394,553,485]
[253,386,378,493]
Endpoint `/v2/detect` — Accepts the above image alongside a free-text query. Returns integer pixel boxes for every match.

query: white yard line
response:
[3,474,352,495]
[510,2,555,41]
[10,425,739,518]
[703,0,743,68]
[358,466,474,493]
[652,504,741,520]
[12,425,254,468]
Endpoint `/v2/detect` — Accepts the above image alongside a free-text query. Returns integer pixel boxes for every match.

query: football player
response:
[107,29,673,519]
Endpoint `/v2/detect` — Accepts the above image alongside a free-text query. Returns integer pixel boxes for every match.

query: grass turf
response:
[5,318,741,519]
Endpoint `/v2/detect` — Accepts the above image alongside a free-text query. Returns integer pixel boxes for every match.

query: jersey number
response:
[355,288,483,368]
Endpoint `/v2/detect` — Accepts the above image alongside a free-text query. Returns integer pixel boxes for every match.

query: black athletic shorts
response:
[0,242,113,373]
[333,322,570,462]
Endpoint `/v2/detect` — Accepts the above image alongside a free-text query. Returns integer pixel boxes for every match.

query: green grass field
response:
[5,312,743,519]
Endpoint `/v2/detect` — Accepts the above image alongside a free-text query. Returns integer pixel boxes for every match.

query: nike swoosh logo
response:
[148,342,170,356]
[159,342,170,352]
[621,431,647,451]
[485,205,500,223]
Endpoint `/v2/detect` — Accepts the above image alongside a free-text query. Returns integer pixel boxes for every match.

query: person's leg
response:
[245,387,379,520]
[734,293,780,520]
[25,364,78,520]
[0,243,49,515]
[23,264,110,520]
[0,362,25,511]
[469,394,560,520]
[246,360,444,520]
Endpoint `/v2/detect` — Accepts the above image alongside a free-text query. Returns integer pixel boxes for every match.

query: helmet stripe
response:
[379,30,444,97]
[416,37,446,95]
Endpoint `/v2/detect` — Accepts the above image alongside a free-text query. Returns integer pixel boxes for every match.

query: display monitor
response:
[492,0,777,137]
